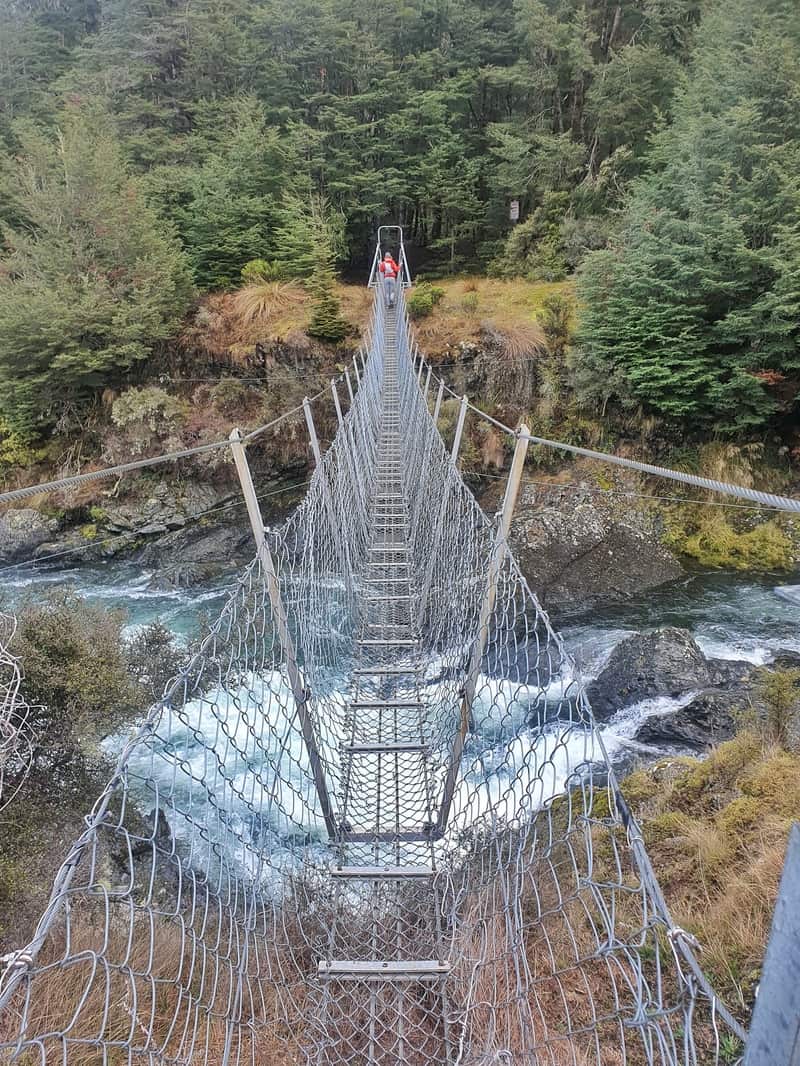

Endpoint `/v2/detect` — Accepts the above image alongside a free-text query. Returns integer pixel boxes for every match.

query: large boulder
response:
[140,521,252,586]
[586,627,716,719]
[0,508,59,564]
[510,482,682,612]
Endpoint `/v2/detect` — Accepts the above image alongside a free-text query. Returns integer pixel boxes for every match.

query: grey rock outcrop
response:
[140,521,251,586]
[0,508,59,563]
[103,481,224,535]
[586,627,725,719]
[633,688,746,749]
[510,481,682,612]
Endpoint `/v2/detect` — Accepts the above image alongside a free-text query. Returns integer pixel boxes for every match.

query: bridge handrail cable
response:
[428,370,800,513]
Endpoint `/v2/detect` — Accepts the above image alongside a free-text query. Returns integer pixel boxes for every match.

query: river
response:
[5,558,798,667]
[3,558,799,771]
[3,557,797,864]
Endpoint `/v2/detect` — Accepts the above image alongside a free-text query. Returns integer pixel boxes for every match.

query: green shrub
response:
[538,292,573,360]
[112,386,184,432]
[9,594,143,775]
[753,670,800,748]
[0,417,47,468]
[407,283,445,320]
[210,377,252,416]
[664,511,794,571]
[241,258,280,284]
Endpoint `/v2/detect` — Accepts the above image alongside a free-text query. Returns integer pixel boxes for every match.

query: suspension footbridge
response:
[2,231,797,1064]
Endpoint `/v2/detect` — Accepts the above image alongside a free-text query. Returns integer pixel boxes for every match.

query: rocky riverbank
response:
[587,624,800,753]
[510,477,683,611]
[0,474,308,588]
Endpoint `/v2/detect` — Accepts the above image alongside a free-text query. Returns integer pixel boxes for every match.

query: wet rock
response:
[136,521,169,536]
[149,561,227,589]
[0,508,59,563]
[634,688,746,749]
[510,482,682,612]
[706,657,757,687]
[139,521,251,580]
[771,650,800,670]
[586,627,715,719]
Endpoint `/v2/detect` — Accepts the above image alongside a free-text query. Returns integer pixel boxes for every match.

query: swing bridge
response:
[1,227,799,1064]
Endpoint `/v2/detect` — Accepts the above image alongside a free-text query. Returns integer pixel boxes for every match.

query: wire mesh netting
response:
[0,286,743,1065]
[0,615,34,815]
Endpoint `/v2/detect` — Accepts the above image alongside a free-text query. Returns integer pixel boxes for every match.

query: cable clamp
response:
[0,949,34,973]
[667,926,701,951]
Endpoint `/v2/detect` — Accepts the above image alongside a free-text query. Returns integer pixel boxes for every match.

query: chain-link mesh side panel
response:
[0,615,34,813]
[0,335,388,1063]
[0,283,743,1066]
[388,284,740,1065]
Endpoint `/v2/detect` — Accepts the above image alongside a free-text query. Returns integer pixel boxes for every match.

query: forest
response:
[0,0,799,440]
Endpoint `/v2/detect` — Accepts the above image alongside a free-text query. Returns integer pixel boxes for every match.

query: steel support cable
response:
[0,478,312,576]
[432,373,800,514]
[460,467,798,513]
[1,279,753,1065]
[0,377,341,508]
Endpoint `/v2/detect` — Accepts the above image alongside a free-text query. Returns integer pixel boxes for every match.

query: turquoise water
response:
[6,556,797,874]
[0,560,236,641]
[4,559,798,668]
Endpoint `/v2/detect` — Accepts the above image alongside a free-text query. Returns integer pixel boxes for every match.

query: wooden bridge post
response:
[331,377,369,541]
[303,397,354,594]
[415,394,469,628]
[432,380,444,425]
[228,428,337,838]
[436,424,530,833]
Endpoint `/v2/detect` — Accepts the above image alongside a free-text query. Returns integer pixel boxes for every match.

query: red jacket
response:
[379,256,400,279]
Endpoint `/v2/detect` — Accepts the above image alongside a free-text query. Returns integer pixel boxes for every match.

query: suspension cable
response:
[432,371,800,514]
[460,468,798,513]
[0,378,339,508]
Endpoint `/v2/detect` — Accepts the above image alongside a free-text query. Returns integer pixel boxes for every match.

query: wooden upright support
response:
[432,380,444,425]
[436,425,530,832]
[416,394,469,628]
[229,429,337,838]
[303,398,353,594]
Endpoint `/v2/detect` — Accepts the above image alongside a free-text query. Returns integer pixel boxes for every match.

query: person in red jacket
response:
[378,251,401,307]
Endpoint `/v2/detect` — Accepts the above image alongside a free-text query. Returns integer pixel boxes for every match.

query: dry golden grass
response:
[620,729,800,1016]
[232,280,306,324]
[179,283,372,368]
[178,276,564,373]
[411,277,571,356]
[447,840,643,1065]
[0,905,308,1065]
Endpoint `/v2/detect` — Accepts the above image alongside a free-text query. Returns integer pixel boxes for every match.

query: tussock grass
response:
[622,728,800,1016]
[180,284,370,365]
[411,277,570,355]
[232,280,306,324]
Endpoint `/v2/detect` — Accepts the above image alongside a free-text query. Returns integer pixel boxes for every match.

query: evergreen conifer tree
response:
[574,0,800,432]
[307,265,350,343]
[0,105,193,438]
